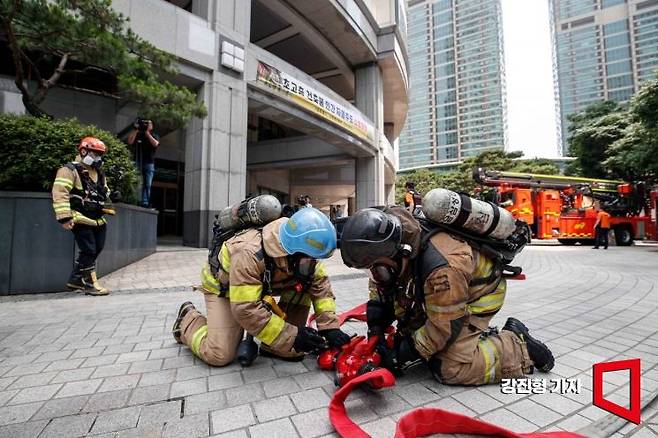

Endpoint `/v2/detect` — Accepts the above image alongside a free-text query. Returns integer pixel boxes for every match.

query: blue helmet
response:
[279,208,337,259]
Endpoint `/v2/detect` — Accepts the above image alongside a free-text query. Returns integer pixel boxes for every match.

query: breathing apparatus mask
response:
[82,150,103,167]
[289,254,318,290]
[367,243,413,289]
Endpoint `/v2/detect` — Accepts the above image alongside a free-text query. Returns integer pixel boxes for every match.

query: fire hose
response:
[317,303,587,438]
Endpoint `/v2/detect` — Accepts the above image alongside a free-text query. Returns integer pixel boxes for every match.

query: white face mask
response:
[82,151,102,166]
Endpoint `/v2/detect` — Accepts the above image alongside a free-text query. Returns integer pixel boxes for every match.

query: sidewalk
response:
[0,245,657,437]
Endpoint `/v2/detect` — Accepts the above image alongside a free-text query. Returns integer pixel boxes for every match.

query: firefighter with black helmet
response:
[52,137,115,295]
[339,206,554,385]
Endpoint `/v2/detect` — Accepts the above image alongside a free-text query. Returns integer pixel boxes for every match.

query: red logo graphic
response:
[593,358,641,424]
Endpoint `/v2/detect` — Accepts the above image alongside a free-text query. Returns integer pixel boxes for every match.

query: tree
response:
[0,0,206,129]
[566,101,625,178]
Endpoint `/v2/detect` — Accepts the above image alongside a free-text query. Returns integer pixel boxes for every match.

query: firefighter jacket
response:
[200,218,341,352]
[368,209,507,362]
[52,156,114,226]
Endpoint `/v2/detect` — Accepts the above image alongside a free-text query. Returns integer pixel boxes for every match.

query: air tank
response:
[218,195,282,230]
[423,188,516,240]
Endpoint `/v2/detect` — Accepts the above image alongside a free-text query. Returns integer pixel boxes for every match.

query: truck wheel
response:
[614,226,633,246]
[558,239,577,245]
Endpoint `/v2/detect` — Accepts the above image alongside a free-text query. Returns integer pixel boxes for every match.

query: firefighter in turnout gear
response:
[52,137,115,295]
[172,208,351,366]
[339,207,554,385]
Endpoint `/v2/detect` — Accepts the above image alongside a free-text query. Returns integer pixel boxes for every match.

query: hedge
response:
[0,114,138,203]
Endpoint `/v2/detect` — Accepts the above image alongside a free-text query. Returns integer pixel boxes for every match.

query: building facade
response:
[551,0,658,155]
[0,0,409,247]
[399,0,507,171]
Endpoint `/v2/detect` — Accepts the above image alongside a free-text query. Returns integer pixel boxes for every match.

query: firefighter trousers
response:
[179,292,311,366]
[429,314,533,386]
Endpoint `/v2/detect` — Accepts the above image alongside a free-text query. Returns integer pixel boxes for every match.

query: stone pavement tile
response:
[393,382,442,406]
[0,390,18,406]
[82,354,119,368]
[104,344,136,355]
[32,394,90,420]
[224,382,264,406]
[116,351,151,364]
[209,429,248,438]
[0,402,43,426]
[169,377,207,398]
[70,346,106,359]
[130,359,163,374]
[139,369,176,387]
[628,428,658,438]
[33,350,73,364]
[241,365,277,383]
[90,363,131,379]
[84,389,132,413]
[479,408,538,433]
[253,395,297,423]
[273,361,308,377]
[557,414,592,431]
[362,390,412,416]
[163,356,196,370]
[95,337,125,347]
[116,423,164,438]
[98,374,141,393]
[0,353,40,367]
[290,408,335,438]
[475,382,528,404]
[0,377,16,392]
[292,371,333,390]
[8,383,62,405]
[0,419,48,438]
[175,365,209,382]
[531,391,584,415]
[579,405,610,421]
[133,341,163,352]
[418,396,475,419]
[248,418,299,438]
[183,390,227,416]
[344,398,378,424]
[51,368,95,384]
[149,348,180,360]
[211,404,256,434]
[163,413,209,438]
[39,412,97,438]
[91,406,141,434]
[43,358,87,373]
[138,400,181,426]
[208,372,243,391]
[360,417,397,438]
[54,378,103,398]
[506,398,563,427]
[128,383,171,406]
[290,388,330,413]
[452,389,504,414]
[4,363,48,377]
[263,376,301,398]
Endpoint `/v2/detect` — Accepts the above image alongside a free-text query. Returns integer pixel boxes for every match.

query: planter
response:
[0,191,157,295]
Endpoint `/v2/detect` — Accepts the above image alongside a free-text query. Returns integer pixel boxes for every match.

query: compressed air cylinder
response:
[218,195,282,230]
[423,188,516,240]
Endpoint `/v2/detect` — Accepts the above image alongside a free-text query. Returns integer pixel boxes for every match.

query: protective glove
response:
[379,335,420,376]
[293,326,327,353]
[319,328,351,349]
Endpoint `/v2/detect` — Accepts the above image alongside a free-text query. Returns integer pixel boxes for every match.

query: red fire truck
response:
[473,168,657,245]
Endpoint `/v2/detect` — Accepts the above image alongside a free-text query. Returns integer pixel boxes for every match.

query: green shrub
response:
[0,114,138,203]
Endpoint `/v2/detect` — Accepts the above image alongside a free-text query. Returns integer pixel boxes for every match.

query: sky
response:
[501,0,561,158]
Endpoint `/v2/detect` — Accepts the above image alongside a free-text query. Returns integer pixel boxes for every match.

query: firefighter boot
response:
[66,264,85,291]
[80,267,109,296]
[503,317,554,372]
[172,302,196,344]
[90,268,109,295]
[259,343,305,362]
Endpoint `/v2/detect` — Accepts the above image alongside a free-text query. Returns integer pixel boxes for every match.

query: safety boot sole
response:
[503,317,554,372]
[172,302,196,344]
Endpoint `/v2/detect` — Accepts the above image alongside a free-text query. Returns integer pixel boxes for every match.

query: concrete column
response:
[183,0,250,247]
[355,63,385,208]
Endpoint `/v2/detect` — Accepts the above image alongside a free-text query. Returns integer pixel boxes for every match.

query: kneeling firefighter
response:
[173,199,351,366]
[339,189,554,385]
[52,137,115,295]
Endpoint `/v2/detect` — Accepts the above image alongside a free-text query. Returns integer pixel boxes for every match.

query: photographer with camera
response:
[127,117,160,208]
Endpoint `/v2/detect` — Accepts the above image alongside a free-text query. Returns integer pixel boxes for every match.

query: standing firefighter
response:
[339,203,554,385]
[404,181,422,215]
[172,207,350,366]
[52,137,115,295]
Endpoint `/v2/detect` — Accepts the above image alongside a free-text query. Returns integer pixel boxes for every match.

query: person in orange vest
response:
[404,181,422,215]
[592,202,611,250]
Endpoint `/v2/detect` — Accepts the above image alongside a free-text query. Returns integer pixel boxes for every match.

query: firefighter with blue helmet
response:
[173,207,350,365]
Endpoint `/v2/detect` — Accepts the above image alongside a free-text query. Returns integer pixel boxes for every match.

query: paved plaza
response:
[1,243,658,437]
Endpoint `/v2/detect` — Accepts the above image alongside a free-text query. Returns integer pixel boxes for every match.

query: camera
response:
[136,118,151,132]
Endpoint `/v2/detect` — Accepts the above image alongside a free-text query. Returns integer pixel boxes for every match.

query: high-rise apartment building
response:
[399,0,507,171]
[551,0,658,155]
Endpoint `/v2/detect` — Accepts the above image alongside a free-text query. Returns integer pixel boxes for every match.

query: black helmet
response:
[340,208,402,269]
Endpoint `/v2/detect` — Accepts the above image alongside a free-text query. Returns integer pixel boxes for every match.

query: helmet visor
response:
[293,256,317,280]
